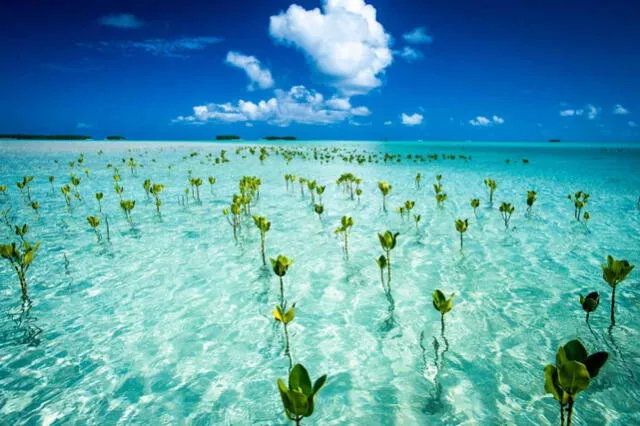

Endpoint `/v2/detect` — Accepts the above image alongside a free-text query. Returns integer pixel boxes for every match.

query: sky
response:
[0,0,639,141]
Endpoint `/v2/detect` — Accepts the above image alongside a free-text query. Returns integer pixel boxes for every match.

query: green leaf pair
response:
[277,364,327,422]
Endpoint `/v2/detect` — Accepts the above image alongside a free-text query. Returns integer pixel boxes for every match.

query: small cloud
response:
[560,109,583,117]
[586,104,600,120]
[629,121,638,128]
[99,13,144,29]
[350,106,371,116]
[225,51,274,90]
[79,36,222,57]
[401,113,423,126]
[613,104,629,115]
[384,120,393,126]
[397,46,423,62]
[76,122,92,129]
[469,115,504,126]
[245,122,254,127]
[403,27,433,44]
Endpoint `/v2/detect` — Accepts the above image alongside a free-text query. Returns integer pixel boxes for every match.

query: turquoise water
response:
[0,140,639,425]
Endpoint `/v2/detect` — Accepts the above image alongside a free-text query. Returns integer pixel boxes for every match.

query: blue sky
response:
[1,0,638,141]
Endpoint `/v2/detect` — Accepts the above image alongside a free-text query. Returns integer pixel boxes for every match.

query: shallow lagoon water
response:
[0,140,639,425]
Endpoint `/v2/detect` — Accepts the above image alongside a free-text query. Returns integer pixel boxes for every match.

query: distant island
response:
[0,134,92,140]
[216,135,241,140]
[263,136,297,141]
[106,135,126,140]
[549,139,561,143]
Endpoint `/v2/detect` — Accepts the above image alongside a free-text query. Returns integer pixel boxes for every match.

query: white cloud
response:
[403,27,433,44]
[384,120,392,125]
[586,104,600,120]
[269,0,393,95]
[397,46,423,62]
[629,121,638,128]
[326,97,351,110]
[174,85,371,126]
[469,115,504,126]
[225,51,274,90]
[79,37,222,57]
[613,104,629,115]
[401,113,423,126]
[76,122,91,129]
[98,13,144,29]
[245,122,254,127]
[559,109,583,117]
[559,104,599,119]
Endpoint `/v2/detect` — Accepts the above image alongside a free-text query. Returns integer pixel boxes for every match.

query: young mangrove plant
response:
[544,339,608,426]
[48,176,55,193]
[60,185,72,210]
[30,201,40,215]
[208,176,216,194]
[114,184,124,201]
[470,198,480,217]
[22,176,35,201]
[375,254,388,292]
[378,231,400,284]
[579,291,599,323]
[455,219,468,250]
[1,230,40,301]
[415,172,422,189]
[567,191,589,221]
[313,204,324,221]
[484,178,497,205]
[252,215,271,266]
[276,364,327,426]
[190,177,203,201]
[433,178,447,206]
[499,202,515,229]
[335,216,354,259]
[413,214,421,232]
[316,185,325,204]
[432,289,454,336]
[378,181,392,212]
[274,302,296,369]
[143,179,152,199]
[0,184,6,196]
[601,255,635,326]
[95,192,103,212]
[87,216,101,241]
[307,180,317,204]
[223,203,242,242]
[526,190,537,215]
[150,184,165,215]
[70,175,82,200]
[120,200,136,222]
[271,255,293,307]
[355,187,363,204]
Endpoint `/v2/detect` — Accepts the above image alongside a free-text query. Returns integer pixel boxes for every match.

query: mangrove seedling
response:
[375,254,388,292]
[190,177,203,201]
[48,176,55,193]
[499,202,515,229]
[143,179,152,199]
[313,204,324,221]
[271,255,293,307]
[114,184,124,201]
[415,172,422,189]
[316,185,326,203]
[470,198,480,217]
[455,219,468,250]
[274,303,296,368]
[432,289,454,334]
[601,255,635,326]
[96,192,103,212]
[307,180,317,204]
[30,201,39,215]
[413,214,421,232]
[0,184,6,196]
[0,236,40,301]
[70,175,81,200]
[567,191,589,221]
[543,339,608,426]
[276,364,327,426]
[252,215,271,266]
[378,231,400,284]
[223,203,242,242]
[208,176,216,194]
[87,216,101,241]
[526,190,537,215]
[335,216,354,259]
[120,200,136,222]
[484,178,498,205]
[579,292,599,323]
[150,184,165,215]
[435,193,448,206]
[378,181,392,212]
[60,185,72,210]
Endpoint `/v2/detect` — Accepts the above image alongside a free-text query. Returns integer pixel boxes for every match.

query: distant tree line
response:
[263,136,296,140]
[216,135,241,140]
[106,135,126,140]
[0,134,92,140]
